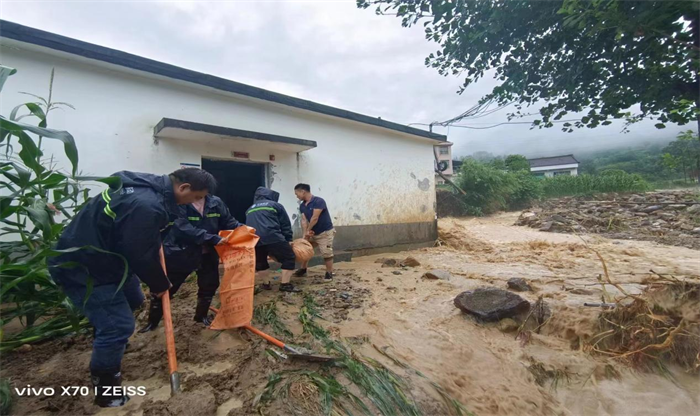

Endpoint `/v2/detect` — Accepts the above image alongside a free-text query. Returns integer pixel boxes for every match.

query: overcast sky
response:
[1,1,695,158]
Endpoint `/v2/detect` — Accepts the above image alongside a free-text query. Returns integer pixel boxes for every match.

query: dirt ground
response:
[2,214,699,416]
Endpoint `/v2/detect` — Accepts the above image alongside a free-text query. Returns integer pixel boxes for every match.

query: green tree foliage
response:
[578,144,672,180]
[357,0,700,177]
[453,158,649,215]
[662,130,700,181]
[575,132,700,186]
[488,157,506,171]
[358,0,700,131]
[504,154,530,172]
[455,159,541,214]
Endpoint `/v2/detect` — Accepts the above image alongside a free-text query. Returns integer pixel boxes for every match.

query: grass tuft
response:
[253,301,293,338]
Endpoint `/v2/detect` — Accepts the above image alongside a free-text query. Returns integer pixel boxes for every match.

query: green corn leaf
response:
[36,172,68,188]
[0,66,17,93]
[0,116,78,175]
[22,204,52,240]
[0,269,40,298]
[0,162,32,188]
[0,193,20,220]
[75,175,122,191]
[12,129,44,174]
[10,102,46,123]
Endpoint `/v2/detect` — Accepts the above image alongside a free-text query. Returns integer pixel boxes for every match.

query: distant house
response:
[528,154,579,177]
[434,142,454,184]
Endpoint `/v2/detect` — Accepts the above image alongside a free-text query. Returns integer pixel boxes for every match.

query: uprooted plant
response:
[586,275,700,374]
[0,66,121,351]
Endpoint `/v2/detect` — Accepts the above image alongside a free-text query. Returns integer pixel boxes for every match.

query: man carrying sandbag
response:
[50,169,216,408]
[293,183,335,281]
[245,187,300,293]
[140,194,243,331]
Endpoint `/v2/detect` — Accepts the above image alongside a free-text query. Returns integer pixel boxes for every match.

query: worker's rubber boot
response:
[138,296,163,333]
[292,268,307,277]
[91,368,130,408]
[194,296,214,326]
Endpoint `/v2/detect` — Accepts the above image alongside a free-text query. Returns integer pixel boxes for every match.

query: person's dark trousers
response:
[139,268,190,332]
[59,275,144,372]
[194,250,220,322]
[141,251,219,330]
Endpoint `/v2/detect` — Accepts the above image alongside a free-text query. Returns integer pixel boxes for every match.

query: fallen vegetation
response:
[259,295,473,416]
[586,277,700,374]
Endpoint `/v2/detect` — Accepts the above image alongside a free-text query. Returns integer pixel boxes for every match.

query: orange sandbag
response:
[291,238,314,262]
[209,226,260,330]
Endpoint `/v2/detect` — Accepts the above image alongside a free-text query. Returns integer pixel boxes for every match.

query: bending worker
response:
[140,193,242,331]
[50,169,216,408]
[245,187,300,293]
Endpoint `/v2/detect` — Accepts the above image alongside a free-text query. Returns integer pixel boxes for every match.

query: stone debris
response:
[516,190,700,250]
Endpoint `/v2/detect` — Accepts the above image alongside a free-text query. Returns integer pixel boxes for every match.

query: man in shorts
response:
[245,187,300,292]
[293,183,335,281]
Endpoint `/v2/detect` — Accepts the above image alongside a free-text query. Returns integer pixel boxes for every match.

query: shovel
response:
[159,247,181,395]
[209,306,335,363]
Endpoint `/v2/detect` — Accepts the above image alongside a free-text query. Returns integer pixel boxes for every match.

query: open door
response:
[201,159,266,223]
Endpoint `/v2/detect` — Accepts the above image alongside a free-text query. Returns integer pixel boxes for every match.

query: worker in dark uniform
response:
[245,187,300,292]
[49,169,216,408]
[139,194,242,332]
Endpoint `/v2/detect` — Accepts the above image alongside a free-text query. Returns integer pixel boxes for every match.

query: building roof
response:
[154,118,317,152]
[0,20,446,142]
[528,154,579,168]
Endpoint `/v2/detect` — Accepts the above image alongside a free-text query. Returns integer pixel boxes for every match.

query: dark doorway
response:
[201,158,266,223]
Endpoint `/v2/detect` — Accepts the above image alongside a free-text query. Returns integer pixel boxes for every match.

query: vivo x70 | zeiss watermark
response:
[14,385,147,397]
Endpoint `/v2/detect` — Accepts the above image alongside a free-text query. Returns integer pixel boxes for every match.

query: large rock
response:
[507,278,531,292]
[454,287,530,322]
[400,256,421,267]
[423,270,452,280]
[687,204,700,215]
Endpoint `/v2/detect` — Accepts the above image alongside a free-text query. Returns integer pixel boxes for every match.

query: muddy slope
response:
[2,214,699,416]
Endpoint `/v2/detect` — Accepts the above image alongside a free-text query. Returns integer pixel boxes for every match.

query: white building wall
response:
[530,164,579,177]
[0,45,437,229]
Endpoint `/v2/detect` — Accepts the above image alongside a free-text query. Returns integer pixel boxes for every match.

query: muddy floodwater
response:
[2,214,698,416]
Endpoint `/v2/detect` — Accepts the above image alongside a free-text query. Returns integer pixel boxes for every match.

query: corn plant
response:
[0,66,121,351]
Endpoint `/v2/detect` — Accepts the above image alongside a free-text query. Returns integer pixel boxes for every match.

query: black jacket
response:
[50,172,178,293]
[245,187,292,246]
[164,195,241,273]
